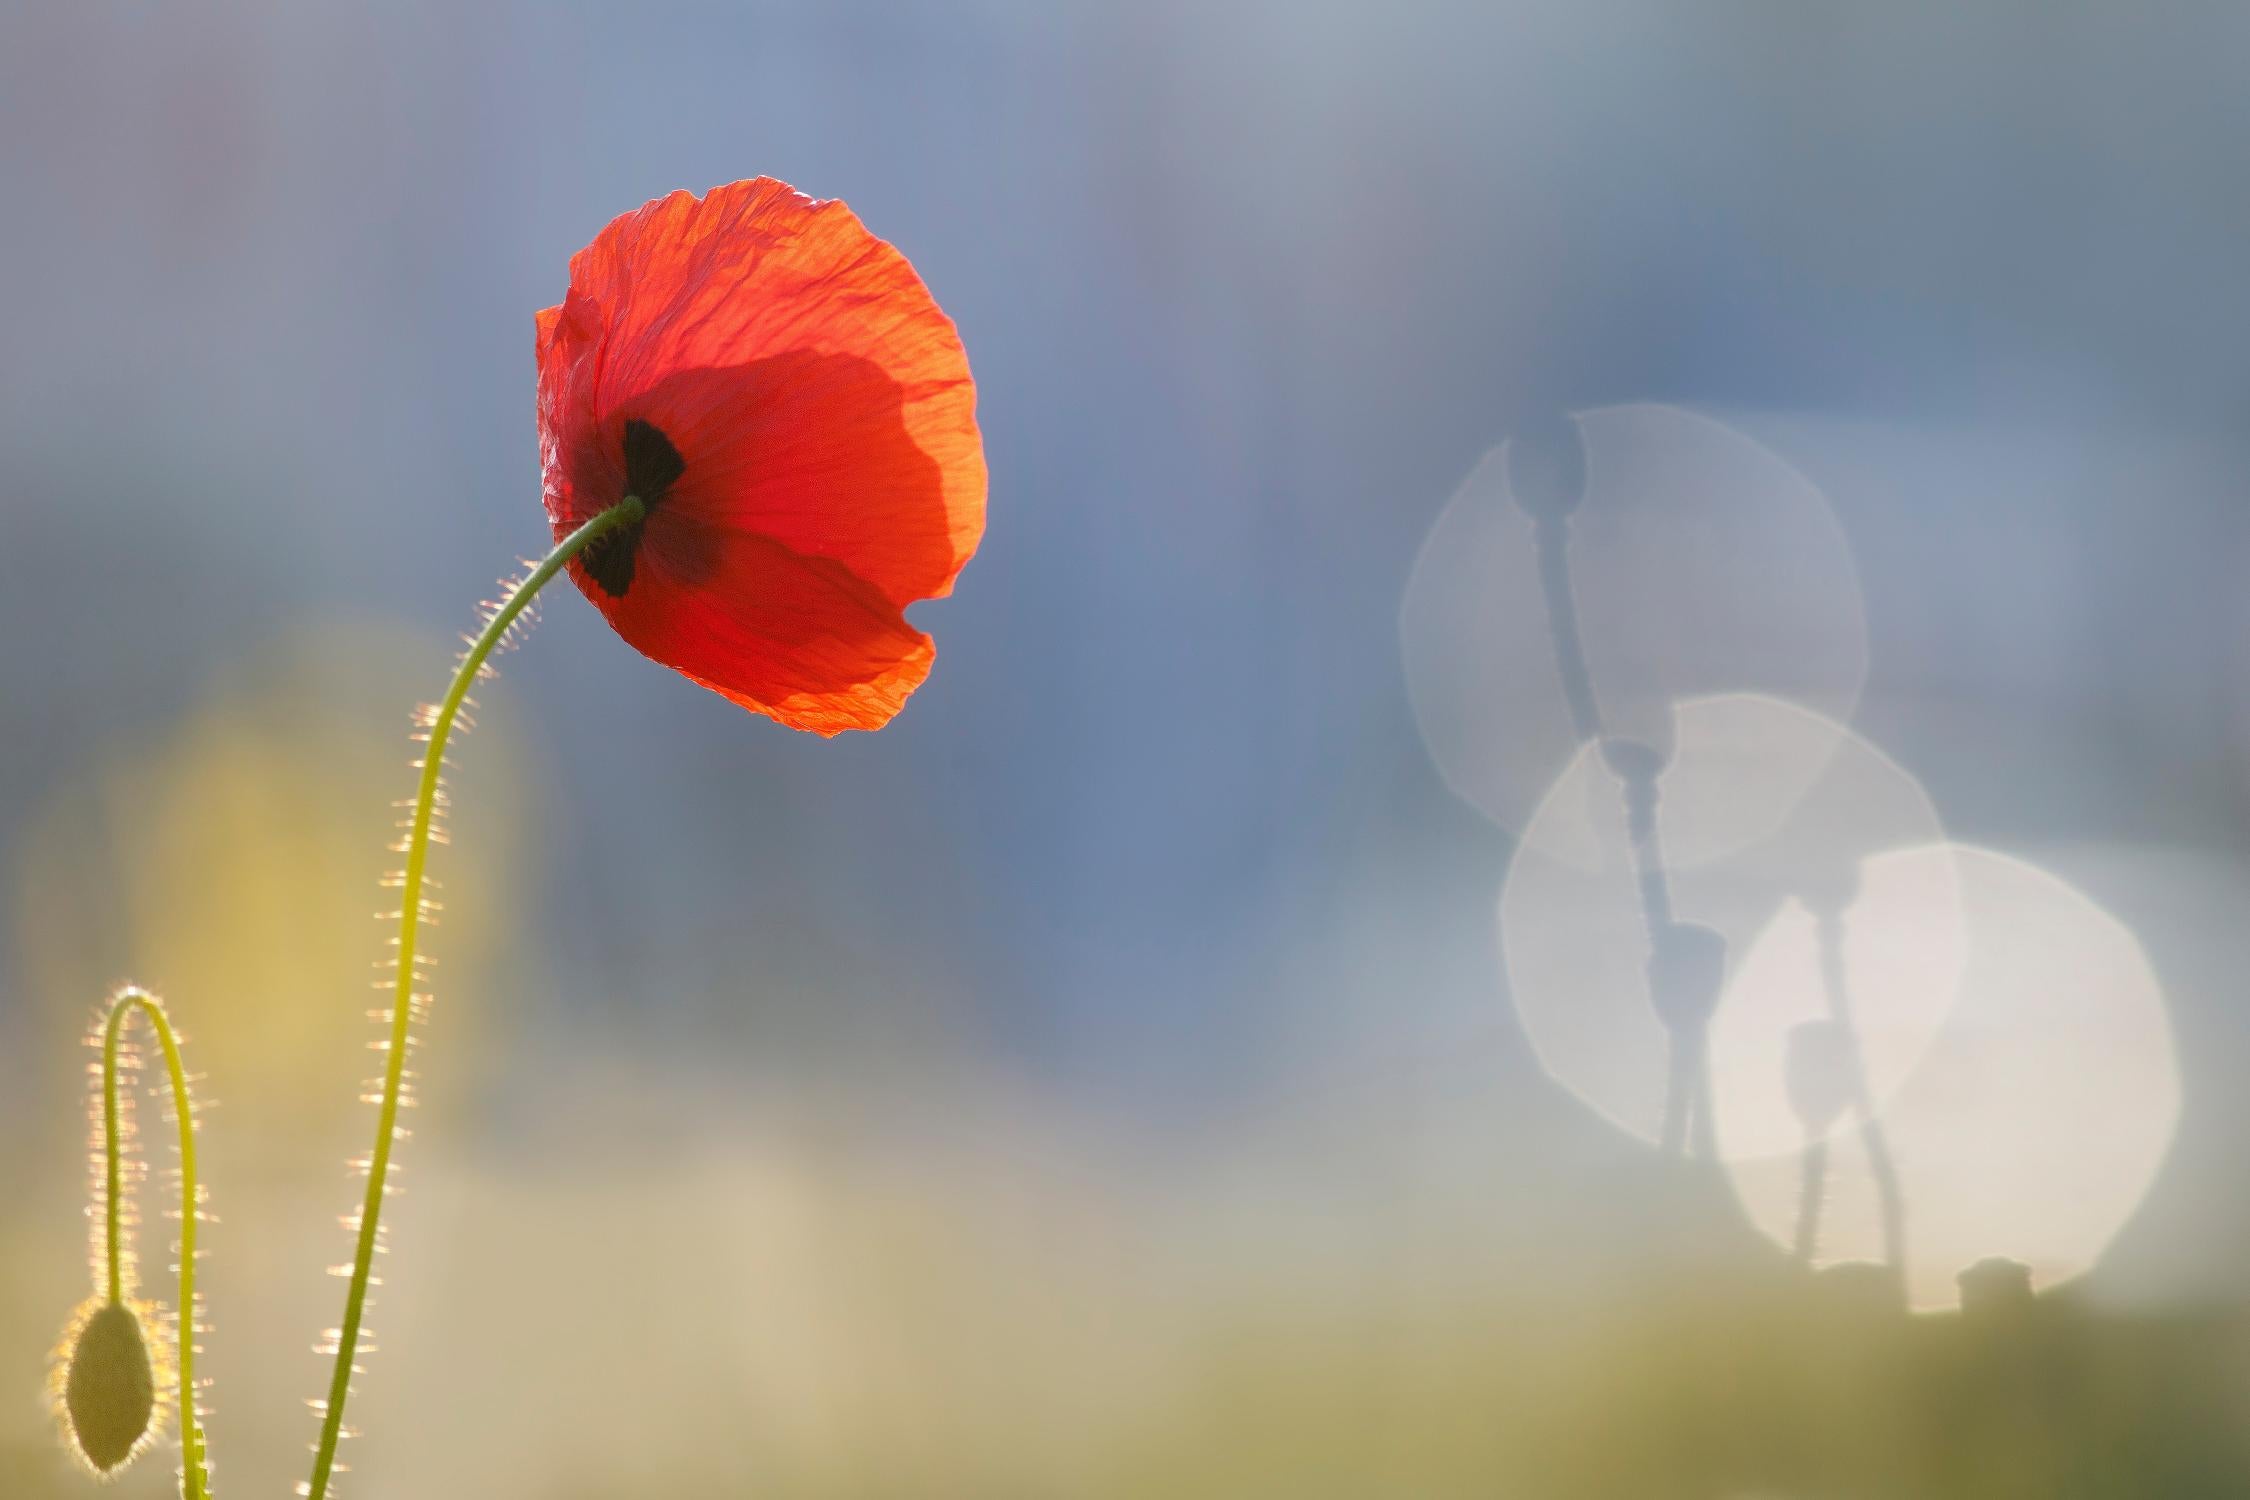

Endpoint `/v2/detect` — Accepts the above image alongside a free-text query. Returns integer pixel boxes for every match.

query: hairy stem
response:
[304,499,643,1500]
[102,986,208,1500]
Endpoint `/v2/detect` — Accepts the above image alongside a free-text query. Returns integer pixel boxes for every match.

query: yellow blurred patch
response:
[12,615,532,1168]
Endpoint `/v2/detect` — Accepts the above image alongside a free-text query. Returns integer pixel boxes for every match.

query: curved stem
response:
[304,499,644,1500]
[102,986,208,1500]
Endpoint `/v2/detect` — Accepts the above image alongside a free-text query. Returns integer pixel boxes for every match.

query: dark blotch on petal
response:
[623,417,685,503]
[583,419,687,598]
[580,518,646,597]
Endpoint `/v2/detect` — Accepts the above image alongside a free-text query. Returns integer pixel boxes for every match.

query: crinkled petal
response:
[539,179,983,607]
[577,517,935,735]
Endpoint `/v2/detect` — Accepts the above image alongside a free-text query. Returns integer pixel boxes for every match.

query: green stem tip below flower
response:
[303,497,645,1500]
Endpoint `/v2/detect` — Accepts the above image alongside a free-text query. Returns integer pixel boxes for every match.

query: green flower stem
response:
[101,986,208,1500]
[304,498,645,1500]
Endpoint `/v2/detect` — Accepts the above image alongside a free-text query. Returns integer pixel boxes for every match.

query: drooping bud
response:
[1793,850,1864,921]
[53,1297,167,1475]
[1646,921,1727,1034]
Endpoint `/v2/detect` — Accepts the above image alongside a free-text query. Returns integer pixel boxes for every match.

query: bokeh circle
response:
[1500,695,1965,1159]
[1403,404,1868,867]
[1723,845,2179,1310]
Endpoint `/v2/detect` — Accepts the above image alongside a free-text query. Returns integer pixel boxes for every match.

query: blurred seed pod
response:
[1647,921,1728,1033]
[1784,1019,1857,1136]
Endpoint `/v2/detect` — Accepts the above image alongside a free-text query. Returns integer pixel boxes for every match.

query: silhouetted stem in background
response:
[1793,1133,1828,1262]
[1616,757,1675,937]
[1812,904,1907,1282]
[1659,1026,1699,1158]
[102,987,209,1500]
[304,497,645,1500]
[1528,507,1704,1157]
[1532,515,1604,745]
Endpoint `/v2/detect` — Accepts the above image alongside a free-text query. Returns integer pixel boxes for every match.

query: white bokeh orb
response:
[1502,695,1964,1158]
[1725,845,2180,1311]
[1404,404,1867,867]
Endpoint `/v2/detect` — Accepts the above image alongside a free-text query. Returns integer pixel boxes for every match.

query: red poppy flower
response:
[536,178,986,734]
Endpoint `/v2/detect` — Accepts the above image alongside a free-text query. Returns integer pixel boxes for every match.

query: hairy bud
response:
[53,1297,167,1475]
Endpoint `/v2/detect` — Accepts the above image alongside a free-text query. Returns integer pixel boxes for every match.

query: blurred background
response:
[8,1,2250,1495]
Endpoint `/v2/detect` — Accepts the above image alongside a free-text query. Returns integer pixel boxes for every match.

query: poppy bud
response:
[1647,921,1727,1032]
[53,1297,165,1474]
[1793,852,1864,918]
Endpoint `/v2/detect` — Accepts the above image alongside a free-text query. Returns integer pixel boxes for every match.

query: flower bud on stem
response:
[53,985,207,1498]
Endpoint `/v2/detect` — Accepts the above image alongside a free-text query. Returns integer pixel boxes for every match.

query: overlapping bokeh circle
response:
[1402,404,1868,867]
[1499,694,1966,1159]
[1406,407,2181,1310]
[1723,845,2179,1310]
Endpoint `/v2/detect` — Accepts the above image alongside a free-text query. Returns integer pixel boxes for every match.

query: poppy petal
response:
[544,179,983,608]
[577,518,935,736]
